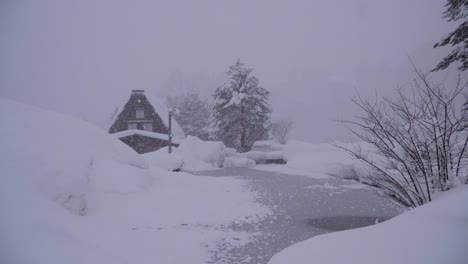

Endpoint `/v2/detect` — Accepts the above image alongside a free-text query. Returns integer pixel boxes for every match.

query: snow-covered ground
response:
[2,99,465,264]
[268,185,468,264]
[0,99,270,264]
[253,140,358,180]
[192,167,404,264]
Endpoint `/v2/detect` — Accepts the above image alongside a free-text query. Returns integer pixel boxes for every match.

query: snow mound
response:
[0,99,150,214]
[143,137,288,171]
[177,136,227,168]
[254,140,358,179]
[238,151,285,164]
[144,136,231,171]
[223,157,256,168]
[142,146,184,171]
[268,186,468,264]
[0,99,152,263]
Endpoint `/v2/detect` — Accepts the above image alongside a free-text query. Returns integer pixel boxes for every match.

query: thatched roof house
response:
[109,90,185,153]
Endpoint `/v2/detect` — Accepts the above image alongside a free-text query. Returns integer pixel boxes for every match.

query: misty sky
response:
[0,0,457,142]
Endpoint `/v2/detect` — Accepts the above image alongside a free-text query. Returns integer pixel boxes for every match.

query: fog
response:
[0,0,455,142]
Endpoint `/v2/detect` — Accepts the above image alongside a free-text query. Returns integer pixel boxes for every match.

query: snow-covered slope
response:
[268,186,468,264]
[0,99,270,264]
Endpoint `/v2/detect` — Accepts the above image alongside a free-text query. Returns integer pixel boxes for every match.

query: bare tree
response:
[271,119,294,144]
[337,67,468,207]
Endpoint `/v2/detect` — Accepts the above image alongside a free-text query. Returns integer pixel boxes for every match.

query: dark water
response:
[191,167,404,264]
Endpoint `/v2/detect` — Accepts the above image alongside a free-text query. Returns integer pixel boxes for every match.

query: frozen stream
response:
[191,167,405,264]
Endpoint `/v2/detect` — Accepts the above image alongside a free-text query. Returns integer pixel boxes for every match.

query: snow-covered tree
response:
[212,59,271,152]
[271,119,293,144]
[433,0,468,71]
[167,90,211,140]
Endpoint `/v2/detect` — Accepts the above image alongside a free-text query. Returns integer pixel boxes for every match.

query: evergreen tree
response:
[433,0,468,71]
[213,59,271,152]
[167,90,211,140]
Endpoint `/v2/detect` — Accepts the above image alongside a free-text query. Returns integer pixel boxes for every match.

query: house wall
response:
[109,91,176,153]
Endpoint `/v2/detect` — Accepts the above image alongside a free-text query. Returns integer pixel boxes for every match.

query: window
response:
[128,122,137,130]
[143,122,153,131]
[136,109,144,119]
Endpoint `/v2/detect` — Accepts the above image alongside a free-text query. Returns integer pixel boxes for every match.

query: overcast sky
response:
[0,0,458,142]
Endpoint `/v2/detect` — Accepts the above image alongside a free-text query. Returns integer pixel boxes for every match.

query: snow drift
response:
[0,99,152,263]
[0,99,150,215]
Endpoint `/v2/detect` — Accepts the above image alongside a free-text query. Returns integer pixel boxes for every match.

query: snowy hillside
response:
[0,99,270,264]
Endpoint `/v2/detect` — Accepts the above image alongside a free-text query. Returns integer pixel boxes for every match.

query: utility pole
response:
[168,110,173,154]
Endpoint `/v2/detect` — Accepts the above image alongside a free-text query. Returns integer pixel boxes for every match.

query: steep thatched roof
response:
[108,90,185,139]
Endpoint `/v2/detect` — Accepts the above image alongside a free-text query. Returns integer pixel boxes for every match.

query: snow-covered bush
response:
[339,69,468,207]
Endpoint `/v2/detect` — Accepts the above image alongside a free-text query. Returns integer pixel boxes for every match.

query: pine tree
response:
[433,0,468,71]
[213,59,271,152]
[167,90,211,140]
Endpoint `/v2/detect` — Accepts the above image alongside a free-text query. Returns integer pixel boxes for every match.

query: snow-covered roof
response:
[108,90,185,138]
[112,129,183,144]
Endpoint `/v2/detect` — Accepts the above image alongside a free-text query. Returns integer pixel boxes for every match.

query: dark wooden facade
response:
[109,90,178,154]
[119,134,174,154]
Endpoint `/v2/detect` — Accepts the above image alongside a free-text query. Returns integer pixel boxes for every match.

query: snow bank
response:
[238,151,285,164]
[0,99,151,263]
[0,99,149,215]
[144,136,239,171]
[223,157,256,168]
[176,136,227,169]
[268,186,468,264]
[143,136,262,171]
[112,129,183,144]
[0,99,270,264]
[254,140,358,179]
[142,146,184,171]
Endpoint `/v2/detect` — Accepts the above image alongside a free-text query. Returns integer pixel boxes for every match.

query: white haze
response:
[0,0,457,142]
